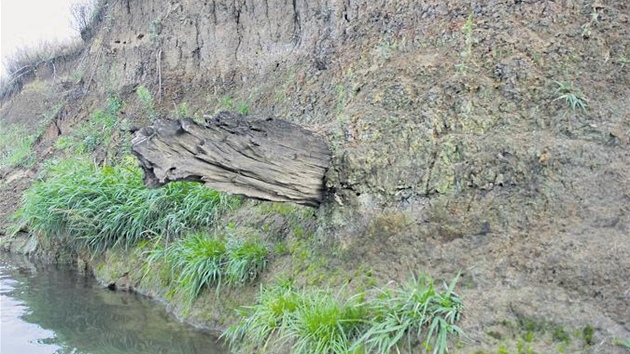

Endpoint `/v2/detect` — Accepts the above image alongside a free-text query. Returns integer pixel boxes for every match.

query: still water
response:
[0,253,227,354]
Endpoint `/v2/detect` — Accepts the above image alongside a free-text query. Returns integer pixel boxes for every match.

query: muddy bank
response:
[1,0,629,353]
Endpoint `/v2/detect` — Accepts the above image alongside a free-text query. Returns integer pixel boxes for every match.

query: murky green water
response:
[0,253,228,354]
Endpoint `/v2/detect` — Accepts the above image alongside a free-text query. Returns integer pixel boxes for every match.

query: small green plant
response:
[462,12,475,58]
[223,281,304,350]
[336,84,347,114]
[455,12,475,73]
[170,102,190,119]
[215,95,249,115]
[522,331,535,342]
[552,326,571,344]
[497,344,509,354]
[145,232,268,303]
[613,337,630,350]
[162,233,227,300]
[0,123,37,169]
[51,97,119,156]
[237,102,250,115]
[83,109,118,151]
[218,96,235,110]
[582,325,595,345]
[553,81,587,112]
[54,136,78,151]
[356,274,464,354]
[516,339,534,354]
[223,283,366,354]
[136,85,157,121]
[149,18,162,42]
[225,237,269,285]
[282,290,366,354]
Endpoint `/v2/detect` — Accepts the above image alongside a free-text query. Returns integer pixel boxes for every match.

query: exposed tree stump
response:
[131,112,331,207]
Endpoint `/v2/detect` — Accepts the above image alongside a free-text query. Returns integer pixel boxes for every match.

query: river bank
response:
[2,0,630,353]
[0,250,227,354]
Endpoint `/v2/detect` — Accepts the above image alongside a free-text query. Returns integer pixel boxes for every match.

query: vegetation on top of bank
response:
[223,274,464,354]
[70,0,107,41]
[0,39,85,102]
[0,0,104,101]
[12,157,238,253]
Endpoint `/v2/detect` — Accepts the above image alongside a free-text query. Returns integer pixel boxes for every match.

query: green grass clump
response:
[136,85,157,121]
[56,95,122,156]
[146,232,269,303]
[357,274,464,354]
[13,158,236,253]
[215,95,250,115]
[224,274,464,354]
[162,233,227,300]
[554,81,587,112]
[613,337,630,350]
[284,291,366,354]
[582,325,595,346]
[226,237,269,285]
[0,123,37,169]
[223,282,304,349]
[552,326,571,344]
[224,283,366,354]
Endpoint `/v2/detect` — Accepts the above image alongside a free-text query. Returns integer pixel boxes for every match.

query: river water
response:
[0,253,227,354]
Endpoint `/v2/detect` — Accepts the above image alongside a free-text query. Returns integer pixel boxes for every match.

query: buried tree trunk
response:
[131,111,331,207]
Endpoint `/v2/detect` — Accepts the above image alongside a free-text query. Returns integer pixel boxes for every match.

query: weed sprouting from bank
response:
[285,290,367,354]
[554,81,587,113]
[12,158,237,253]
[226,237,269,285]
[0,123,38,169]
[224,274,464,354]
[55,94,125,158]
[357,274,464,354]
[162,233,227,299]
[136,85,157,121]
[223,283,366,354]
[613,337,630,350]
[223,281,303,348]
[145,232,269,303]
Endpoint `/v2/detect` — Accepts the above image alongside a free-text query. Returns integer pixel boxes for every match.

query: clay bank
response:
[0,0,629,353]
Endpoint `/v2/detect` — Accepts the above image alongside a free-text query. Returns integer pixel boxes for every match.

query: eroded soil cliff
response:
[1,0,629,353]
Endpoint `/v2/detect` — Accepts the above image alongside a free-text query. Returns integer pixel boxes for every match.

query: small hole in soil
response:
[114,40,121,44]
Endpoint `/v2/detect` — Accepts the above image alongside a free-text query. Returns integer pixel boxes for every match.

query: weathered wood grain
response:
[131,111,331,207]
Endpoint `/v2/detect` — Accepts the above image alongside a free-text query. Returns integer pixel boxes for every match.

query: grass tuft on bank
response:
[145,231,268,302]
[0,123,38,169]
[223,274,464,354]
[12,158,238,253]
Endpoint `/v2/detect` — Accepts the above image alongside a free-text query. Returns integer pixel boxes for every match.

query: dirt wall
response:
[2,0,629,352]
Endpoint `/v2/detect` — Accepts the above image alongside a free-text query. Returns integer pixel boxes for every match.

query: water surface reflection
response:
[0,253,227,354]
